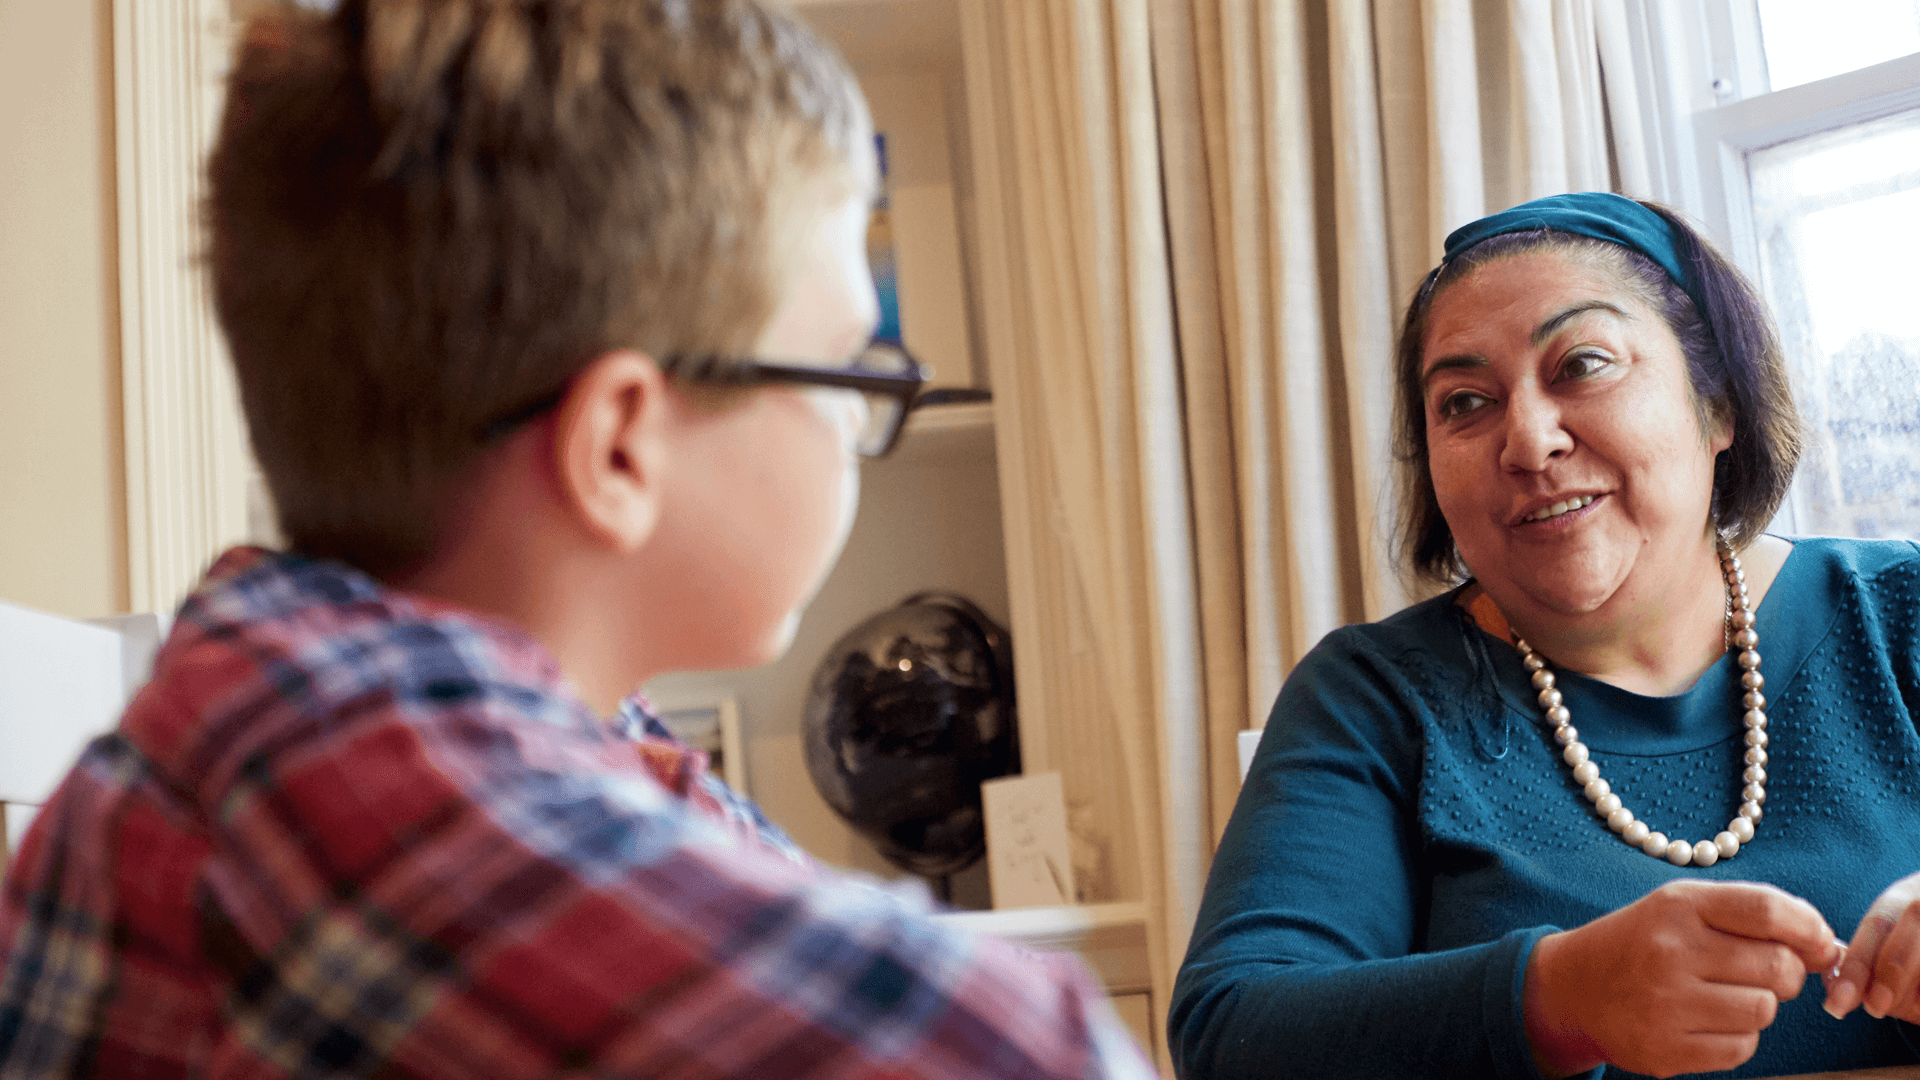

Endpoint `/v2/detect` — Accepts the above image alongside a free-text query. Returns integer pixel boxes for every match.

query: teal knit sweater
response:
[1171,537,1920,1079]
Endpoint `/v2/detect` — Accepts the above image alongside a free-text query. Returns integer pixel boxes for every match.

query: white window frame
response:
[1622,0,1920,535]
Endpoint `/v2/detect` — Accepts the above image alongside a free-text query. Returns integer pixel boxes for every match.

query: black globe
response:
[803,592,1019,877]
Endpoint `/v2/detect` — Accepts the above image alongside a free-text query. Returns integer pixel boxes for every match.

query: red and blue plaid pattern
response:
[0,548,1152,1079]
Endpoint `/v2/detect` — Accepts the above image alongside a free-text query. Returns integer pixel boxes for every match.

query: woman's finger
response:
[1664,1031,1764,1078]
[1604,983,1772,1078]
[1862,897,1920,1018]
[1693,882,1838,973]
[1700,939,1808,1002]
[1829,904,1900,1018]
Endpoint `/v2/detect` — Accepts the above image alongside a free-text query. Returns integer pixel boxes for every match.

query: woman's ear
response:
[1707,402,1736,456]
[550,350,671,552]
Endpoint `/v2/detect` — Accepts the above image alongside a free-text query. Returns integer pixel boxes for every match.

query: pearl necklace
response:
[1513,541,1767,867]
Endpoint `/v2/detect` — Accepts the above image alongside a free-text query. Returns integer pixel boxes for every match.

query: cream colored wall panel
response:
[0,0,128,619]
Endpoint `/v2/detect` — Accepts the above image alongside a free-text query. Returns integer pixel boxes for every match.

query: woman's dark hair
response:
[1390,200,1805,587]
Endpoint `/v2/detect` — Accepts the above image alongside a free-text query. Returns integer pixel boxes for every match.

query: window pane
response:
[1755,0,1920,91]
[1748,106,1920,539]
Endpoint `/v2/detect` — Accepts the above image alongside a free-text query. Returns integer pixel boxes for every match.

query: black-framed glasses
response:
[478,340,932,457]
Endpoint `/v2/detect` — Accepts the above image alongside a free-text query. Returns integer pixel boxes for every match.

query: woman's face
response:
[1420,249,1730,620]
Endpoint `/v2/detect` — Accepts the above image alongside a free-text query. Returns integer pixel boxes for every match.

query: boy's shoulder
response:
[128,547,596,794]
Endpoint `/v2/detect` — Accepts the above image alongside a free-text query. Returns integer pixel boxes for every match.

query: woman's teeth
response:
[1525,495,1594,523]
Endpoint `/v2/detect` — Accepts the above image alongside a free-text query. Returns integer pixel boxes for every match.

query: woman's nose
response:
[1499,387,1574,472]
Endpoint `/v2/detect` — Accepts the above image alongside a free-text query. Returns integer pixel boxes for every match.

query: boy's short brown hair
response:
[208,0,870,578]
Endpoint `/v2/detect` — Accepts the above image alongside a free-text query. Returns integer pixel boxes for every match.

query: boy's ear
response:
[551,350,671,552]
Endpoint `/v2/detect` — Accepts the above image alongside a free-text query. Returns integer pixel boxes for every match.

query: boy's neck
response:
[404,553,638,719]
[395,447,647,718]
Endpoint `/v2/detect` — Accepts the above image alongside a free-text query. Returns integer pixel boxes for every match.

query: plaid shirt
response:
[0,549,1153,1080]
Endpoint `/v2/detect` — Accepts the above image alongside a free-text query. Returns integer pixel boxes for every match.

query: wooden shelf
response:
[881,401,992,466]
[907,400,990,435]
[933,902,1151,994]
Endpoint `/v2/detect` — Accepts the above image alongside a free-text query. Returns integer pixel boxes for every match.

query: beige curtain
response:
[960,0,1653,1065]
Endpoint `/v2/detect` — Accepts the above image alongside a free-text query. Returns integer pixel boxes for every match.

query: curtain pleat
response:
[1327,0,1400,626]
[960,2,1200,1065]
[1594,0,1655,196]
[1425,0,1488,234]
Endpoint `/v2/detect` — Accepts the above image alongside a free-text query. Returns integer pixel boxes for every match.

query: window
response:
[1747,109,1920,537]
[1753,0,1920,92]
[1637,0,1920,538]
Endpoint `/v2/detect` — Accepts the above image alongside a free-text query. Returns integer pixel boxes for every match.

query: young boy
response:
[0,2,1154,1077]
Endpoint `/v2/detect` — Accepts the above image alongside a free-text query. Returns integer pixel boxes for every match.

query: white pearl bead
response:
[1538,688,1563,709]
[1555,725,1579,746]
[1745,728,1768,748]
[1743,690,1766,710]
[1563,742,1589,766]
[1595,793,1622,815]
[1623,821,1650,845]
[1744,765,1767,785]
[1692,840,1719,867]
[1642,831,1670,856]
[1744,782,1766,804]
[1572,761,1599,786]
[1583,778,1609,800]
[1738,649,1761,670]
[1608,808,1634,832]
[1532,669,1557,691]
[1523,652,1545,671]
[1745,747,1768,766]
[1546,705,1570,725]
[1667,839,1694,866]
[1740,800,1763,823]
[1729,816,1755,843]
[1744,709,1767,729]
[1742,670,1765,690]
[1715,831,1740,859]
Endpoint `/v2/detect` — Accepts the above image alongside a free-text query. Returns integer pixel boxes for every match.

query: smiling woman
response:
[1169,193,1920,1080]
[1420,254,1733,687]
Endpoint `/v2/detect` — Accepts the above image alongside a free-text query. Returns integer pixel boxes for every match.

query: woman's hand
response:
[1824,871,1920,1022]
[1524,880,1842,1078]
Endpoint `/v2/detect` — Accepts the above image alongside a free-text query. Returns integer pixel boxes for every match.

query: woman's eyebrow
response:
[1420,354,1486,390]
[1532,300,1628,346]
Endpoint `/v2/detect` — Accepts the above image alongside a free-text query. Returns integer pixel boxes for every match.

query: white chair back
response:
[0,602,164,862]
[1237,728,1264,784]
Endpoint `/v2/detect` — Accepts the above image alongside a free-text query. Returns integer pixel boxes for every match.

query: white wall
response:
[0,0,127,619]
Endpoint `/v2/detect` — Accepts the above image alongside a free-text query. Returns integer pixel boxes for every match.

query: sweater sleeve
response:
[1168,628,1563,1080]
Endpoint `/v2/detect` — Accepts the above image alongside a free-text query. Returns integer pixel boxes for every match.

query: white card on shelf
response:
[982,771,1076,909]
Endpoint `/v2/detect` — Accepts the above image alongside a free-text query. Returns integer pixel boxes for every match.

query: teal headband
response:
[1439,191,1704,316]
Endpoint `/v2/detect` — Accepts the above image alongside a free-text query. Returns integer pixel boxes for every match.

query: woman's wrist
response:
[1523,930,1606,1078]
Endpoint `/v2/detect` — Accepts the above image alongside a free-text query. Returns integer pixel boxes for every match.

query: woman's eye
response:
[1558,350,1614,380]
[1437,390,1491,419]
